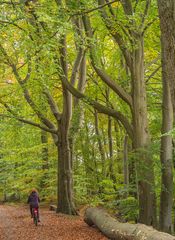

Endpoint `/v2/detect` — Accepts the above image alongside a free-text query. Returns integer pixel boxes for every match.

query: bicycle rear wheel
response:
[34,214,38,226]
[32,209,38,226]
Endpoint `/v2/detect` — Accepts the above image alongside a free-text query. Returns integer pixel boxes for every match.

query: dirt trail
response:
[0,205,108,240]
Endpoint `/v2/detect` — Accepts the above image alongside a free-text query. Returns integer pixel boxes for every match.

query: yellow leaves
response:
[111,1,121,8]
[144,50,159,62]
[2,32,7,38]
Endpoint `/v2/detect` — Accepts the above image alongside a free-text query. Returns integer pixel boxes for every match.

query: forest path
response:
[0,205,108,240]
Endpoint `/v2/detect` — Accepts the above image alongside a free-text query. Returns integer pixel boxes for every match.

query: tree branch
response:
[105,0,115,16]
[60,72,133,139]
[0,114,57,133]
[142,17,158,35]
[96,1,133,67]
[0,20,26,32]
[71,0,118,17]
[120,0,133,15]
[74,55,87,106]
[139,0,151,32]
[70,48,84,85]
[82,15,133,109]
[0,102,57,134]
[0,1,20,5]
[43,89,62,122]
[146,65,161,83]
[0,44,56,130]
[93,66,133,109]
[23,56,32,83]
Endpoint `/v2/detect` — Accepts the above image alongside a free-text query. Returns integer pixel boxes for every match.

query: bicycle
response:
[32,208,39,226]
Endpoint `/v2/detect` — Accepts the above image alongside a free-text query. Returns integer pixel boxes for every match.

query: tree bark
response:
[123,135,129,191]
[131,37,156,226]
[41,130,49,170]
[94,109,106,177]
[157,0,175,117]
[108,115,116,187]
[84,207,175,240]
[157,0,174,232]
[57,122,76,215]
[159,50,173,234]
[39,130,49,195]
[70,54,87,169]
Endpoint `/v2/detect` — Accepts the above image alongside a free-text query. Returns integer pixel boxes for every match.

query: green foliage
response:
[74,173,91,205]
[116,197,139,223]
[0,117,57,202]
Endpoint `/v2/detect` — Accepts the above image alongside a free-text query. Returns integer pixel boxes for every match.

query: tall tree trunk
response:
[41,130,49,170]
[94,109,106,177]
[108,116,117,190]
[108,116,114,177]
[157,1,174,232]
[123,135,129,194]
[56,45,85,214]
[157,0,175,117]
[114,120,121,156]
[40,130,49,196]
[159,45,173,235]
[70,54,86,169]
[57,121,76,215]
[57,34,77,215]
[102,126,108,161]
[131,37,156,226]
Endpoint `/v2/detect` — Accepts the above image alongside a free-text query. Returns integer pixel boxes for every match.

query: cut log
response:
[84,207,175,240]
[49,205,57,211]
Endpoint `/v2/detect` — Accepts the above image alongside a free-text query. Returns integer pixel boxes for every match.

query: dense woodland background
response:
[0,0,175,235]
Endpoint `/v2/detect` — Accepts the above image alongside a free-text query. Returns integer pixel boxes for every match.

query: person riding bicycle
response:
[27,188,40,222]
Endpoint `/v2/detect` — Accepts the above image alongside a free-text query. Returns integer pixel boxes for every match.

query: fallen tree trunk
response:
[84,207,175,240]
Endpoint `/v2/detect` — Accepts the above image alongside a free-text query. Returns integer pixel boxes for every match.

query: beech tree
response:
[157,0,175,233]
[0,0,86,214]
[61,0,157,226]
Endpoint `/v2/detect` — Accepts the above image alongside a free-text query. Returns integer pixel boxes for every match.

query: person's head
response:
[31,188,37,194]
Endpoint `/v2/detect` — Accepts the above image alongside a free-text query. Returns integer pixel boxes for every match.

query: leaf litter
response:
[0,205,108,240]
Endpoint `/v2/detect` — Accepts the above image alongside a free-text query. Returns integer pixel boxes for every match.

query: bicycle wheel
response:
[34,214,38,226]
[32,209,38,226]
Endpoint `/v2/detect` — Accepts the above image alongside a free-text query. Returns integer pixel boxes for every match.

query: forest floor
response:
[0,204,108,240]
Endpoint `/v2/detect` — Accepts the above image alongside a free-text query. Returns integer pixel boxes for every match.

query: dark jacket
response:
[27,191,40,208]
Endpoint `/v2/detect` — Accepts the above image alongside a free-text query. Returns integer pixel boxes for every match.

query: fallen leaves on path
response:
[0,205,108,240]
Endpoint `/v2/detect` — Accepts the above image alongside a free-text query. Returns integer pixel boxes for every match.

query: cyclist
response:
[27,188,40,222]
